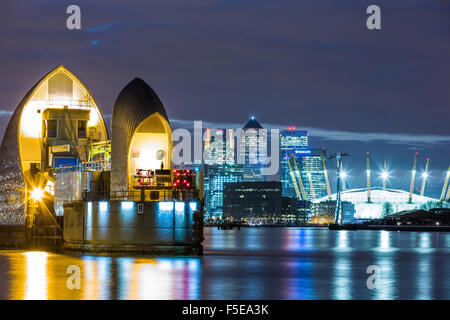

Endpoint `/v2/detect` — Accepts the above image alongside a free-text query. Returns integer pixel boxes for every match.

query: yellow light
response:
[30,188,44,201]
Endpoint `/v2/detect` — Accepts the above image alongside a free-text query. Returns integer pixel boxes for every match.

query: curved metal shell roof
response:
[0,65,108,225]
[110,78,171,193]
[0,75,45,225]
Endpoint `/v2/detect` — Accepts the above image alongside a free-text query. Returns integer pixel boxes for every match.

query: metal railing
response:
[82,189,199,202]
[51,160,111,174]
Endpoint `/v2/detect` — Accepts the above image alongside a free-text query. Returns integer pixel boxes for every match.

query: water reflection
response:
[0,228,449,300]
[24,252,48,300]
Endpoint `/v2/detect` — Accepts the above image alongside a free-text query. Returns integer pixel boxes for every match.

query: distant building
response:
[223,181,282,220]
[281,197,311,223]
[312,187,440,219]
[310,200,355,224]
[204,164,243,217]
[238,117,267,182]
[203,128,241,217]
[279,129,327,200]
[204,128,235,165]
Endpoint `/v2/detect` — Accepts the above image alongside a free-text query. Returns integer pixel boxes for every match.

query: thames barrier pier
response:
[0,66,204,255]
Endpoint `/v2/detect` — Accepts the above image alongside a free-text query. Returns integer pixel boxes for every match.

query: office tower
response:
[280,129,308,198]
[223,181,282,220]
[203,164,243,217]
[204,128,235,165]
[280,129,327,200]
[203,128,242,217]
[239,117,267,181]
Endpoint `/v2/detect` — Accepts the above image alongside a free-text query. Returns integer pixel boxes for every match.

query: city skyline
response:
[1,1,448,198]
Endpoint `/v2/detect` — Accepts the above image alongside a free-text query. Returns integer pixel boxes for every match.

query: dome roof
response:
[110,78,171,193]
[313,187,439,219]
[111,78,168,130]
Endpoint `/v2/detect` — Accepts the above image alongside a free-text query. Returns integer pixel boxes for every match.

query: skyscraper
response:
[203,128,243,217]
[238,117,267,181]
[280,129,327,200]
[280,129,308,198]
[204,128,235,165]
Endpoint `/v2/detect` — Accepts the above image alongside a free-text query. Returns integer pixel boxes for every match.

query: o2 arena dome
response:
[312,187,440,219]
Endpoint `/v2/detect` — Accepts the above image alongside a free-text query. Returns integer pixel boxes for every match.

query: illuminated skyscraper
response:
[204,128,235,165]
[280,129,308,198]
[238,117,267,181]
[203,128,243,217]
[279,129,327,200]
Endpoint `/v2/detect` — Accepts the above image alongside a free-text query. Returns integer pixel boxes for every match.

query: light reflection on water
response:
[0,227,449,300]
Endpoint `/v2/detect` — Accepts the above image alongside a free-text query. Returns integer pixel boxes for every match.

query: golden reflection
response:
[24,252,48,300]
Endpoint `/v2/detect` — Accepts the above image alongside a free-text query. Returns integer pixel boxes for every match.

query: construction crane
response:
[408,152,418,203]
[420,158,430,196]
[321,152,332,200]
[366,152,371,203]
[382,159,387,190]
[303,158,316,199]
[291,153,307,200]
[440,165,450,202]
[286,155,302,200]
[329,152,349,225]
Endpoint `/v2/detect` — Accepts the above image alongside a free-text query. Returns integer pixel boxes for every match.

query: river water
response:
[0,227,449,300]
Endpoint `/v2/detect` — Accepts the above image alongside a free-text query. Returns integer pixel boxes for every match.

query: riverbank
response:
[329,224,450,232]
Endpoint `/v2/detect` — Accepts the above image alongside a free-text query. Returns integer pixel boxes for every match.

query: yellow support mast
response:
[341,160,347,191]
[440,165,450,201]
[382,159,387,190]
[286,156,302,200]
[366,152,371,203]
[408,152,418,203]
[291,154,307,200]
[321,153,332,200]
[303,158,316,199]
[420,158,430,197]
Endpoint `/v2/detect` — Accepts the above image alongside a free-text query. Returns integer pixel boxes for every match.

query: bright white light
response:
[422,172,428,179]
[99,201,108,212]
[381,171,389,179]
[189,202,197,211]
[339,171,347,179]
[159,201,174,211]
[175,202,185,212]
[30,188,44,201]
[121,202,134,210]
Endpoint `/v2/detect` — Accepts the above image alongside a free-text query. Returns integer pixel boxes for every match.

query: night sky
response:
[0,0,449,197]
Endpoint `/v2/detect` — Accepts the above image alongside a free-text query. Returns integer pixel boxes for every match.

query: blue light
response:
[159,201,174,211]
[99,201,108,212]
[189,202,197,211]
[121,201,134,210]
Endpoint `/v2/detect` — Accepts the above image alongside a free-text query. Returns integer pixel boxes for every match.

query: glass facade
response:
[280,130,327,200]
[203,164,243,217]
[239,118,267,182]
[223,181,282,220]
